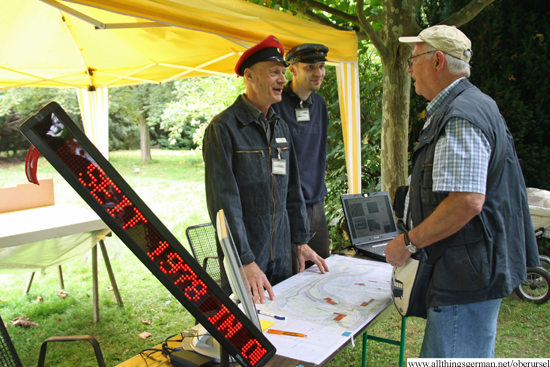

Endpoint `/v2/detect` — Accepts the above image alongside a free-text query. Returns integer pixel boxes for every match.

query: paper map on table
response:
[255,255,393,364]
[264,255,391,332]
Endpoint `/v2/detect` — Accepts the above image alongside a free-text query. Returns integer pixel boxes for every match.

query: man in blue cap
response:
[273,43,331,273]
[203,35,329,304]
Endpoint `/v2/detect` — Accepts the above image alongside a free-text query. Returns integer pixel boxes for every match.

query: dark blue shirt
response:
[273,82,329,205]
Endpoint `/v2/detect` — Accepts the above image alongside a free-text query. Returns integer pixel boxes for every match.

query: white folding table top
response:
[0,205,107,248]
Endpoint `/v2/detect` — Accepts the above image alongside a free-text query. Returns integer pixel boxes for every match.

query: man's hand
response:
[385,234,412,267]
[296,244,330,273]
[243,262,275,304]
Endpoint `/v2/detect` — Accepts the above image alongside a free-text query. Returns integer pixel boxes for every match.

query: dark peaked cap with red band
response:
[235,35,288,76]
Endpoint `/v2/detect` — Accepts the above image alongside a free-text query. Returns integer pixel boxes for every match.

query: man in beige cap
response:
[203,35,329,305]
[385,25,539,357]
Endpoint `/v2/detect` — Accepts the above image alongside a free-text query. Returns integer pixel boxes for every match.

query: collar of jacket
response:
[233,95,263,127]
[283,82,314,105]
[234,94,279,127]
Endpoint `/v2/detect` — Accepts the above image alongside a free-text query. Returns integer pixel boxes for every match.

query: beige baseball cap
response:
[399,25,472,63]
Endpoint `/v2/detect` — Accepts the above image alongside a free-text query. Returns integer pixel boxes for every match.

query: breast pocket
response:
[420,163,447,210]
[234,148,269,192]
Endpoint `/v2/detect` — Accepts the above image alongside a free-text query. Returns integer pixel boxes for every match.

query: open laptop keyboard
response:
[358,242,387,256]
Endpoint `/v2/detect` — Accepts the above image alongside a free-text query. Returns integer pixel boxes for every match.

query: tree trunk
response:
[380,52,411,197]
[378,0,418,198]
[138,111,151,161]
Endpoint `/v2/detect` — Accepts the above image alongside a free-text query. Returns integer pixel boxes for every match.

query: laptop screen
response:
[341,192,398,244]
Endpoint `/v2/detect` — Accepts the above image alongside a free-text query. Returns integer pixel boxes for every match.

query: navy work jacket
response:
[203,95,311,291]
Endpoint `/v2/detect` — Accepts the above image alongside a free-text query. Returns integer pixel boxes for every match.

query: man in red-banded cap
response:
[203,35,329,304]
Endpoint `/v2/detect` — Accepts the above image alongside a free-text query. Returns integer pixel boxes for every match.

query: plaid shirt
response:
[404,78,491,224]
[423,77,491,195]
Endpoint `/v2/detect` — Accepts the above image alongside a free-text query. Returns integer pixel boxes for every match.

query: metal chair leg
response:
[57,265,64,289]
[38,335,106,367]
[23,272,35,295]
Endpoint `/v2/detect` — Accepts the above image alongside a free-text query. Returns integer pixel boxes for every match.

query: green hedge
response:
[411,0,550,191]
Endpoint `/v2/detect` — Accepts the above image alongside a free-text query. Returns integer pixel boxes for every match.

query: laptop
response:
[340,191,399,262]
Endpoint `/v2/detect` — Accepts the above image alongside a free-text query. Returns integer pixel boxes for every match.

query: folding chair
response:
[0,315,21,367]
[185,223,221,284]
[0,315,106,367]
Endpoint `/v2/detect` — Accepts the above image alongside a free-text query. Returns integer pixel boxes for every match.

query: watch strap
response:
[404,231,412,246]
[404,231,418,253]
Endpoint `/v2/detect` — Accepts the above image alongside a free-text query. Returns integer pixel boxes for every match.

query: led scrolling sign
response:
[20,102,275,367]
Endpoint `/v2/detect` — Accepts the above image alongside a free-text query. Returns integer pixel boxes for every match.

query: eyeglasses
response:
[406,50,436,68]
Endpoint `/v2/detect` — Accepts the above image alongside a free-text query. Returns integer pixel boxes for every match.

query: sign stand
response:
[20,102,276,367]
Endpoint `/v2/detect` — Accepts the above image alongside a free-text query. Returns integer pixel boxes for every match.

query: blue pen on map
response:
[257,310,286,320]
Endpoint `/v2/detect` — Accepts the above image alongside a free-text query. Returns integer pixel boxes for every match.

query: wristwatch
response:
[404,232,418,254]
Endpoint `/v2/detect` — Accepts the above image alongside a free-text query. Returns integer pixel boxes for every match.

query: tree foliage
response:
[0,88,81,156]
[108,83,176,160]
[318,44,384,250]
[459,0,550,190]
[0,77,244,159]
[160,77,244,151]
[407,0,550,190]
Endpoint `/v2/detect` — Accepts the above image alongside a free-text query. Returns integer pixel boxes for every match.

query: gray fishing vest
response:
[408,79,539,306]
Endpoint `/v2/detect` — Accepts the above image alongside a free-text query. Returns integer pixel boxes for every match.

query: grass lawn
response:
[1,149,548,366]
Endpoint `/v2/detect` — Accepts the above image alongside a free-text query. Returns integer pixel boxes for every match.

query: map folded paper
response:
[257,255,393,364]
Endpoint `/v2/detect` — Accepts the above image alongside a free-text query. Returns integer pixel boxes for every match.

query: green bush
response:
[108,112,140,151]
[159,77,243,150]
[412,0,550,190]
[156,134,194,150]
[463,0,550,191]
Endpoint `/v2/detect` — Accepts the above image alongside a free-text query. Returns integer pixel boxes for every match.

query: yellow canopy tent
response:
[0,0,362,193]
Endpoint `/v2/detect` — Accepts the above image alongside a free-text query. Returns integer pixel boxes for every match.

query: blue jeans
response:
[420,298,502,358]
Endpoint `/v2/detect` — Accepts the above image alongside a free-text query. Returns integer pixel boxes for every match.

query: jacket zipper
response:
[235,150,265,157]
[269,119,280,261]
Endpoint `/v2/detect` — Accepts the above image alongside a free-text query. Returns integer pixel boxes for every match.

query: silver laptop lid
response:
[340,191,398,246]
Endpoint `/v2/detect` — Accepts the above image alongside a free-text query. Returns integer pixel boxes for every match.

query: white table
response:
[256,255,396,365]
[115,255,405,367]
[0,205,123,322]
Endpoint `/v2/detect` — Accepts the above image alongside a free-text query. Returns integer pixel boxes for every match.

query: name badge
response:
[275,137,287,143]
[272,158,287,175]
[295,108,310,122]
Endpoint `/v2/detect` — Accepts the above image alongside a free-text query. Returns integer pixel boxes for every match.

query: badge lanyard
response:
[295,100,310,122]
[272,147,286,175]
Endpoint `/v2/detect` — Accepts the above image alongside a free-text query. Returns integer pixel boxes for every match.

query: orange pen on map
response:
[267,329,307,337]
